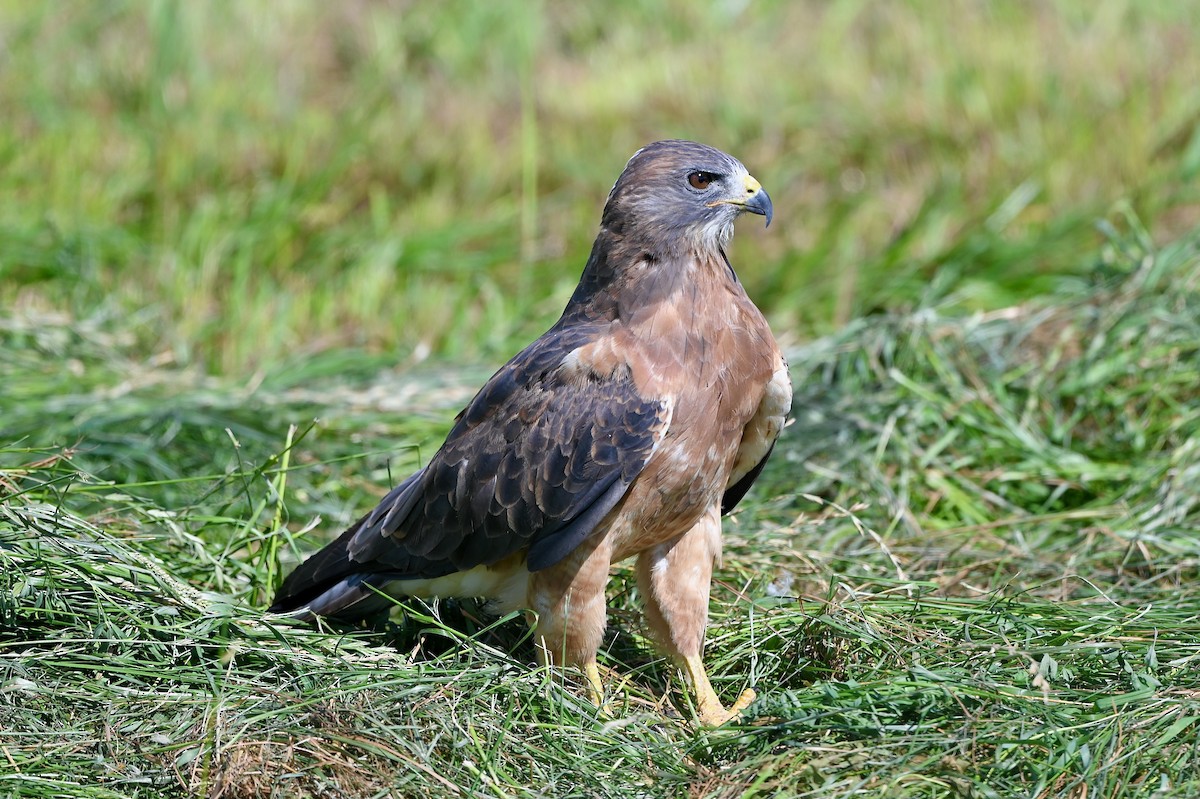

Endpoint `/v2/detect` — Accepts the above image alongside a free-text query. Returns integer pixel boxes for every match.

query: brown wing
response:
[270,321,670,615]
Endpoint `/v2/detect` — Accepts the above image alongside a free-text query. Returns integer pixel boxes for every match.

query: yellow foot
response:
[684,653,756,726]
[583,661,606,708]
[696,687,757,726]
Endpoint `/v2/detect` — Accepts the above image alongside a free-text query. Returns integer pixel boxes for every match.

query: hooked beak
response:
[709,173,774,227]
[743,183,773,228]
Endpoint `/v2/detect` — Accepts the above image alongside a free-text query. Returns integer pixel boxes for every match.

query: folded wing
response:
[270,322,671,618]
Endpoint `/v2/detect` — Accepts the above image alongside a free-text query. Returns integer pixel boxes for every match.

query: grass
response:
[4,221,1200,798]
[3,2,1200,371]
[3,2,1200,798]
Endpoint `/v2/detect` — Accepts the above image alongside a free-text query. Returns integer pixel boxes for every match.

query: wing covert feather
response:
[346,324,670,578]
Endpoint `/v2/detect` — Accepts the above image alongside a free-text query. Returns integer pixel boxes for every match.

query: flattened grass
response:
[3,222,1200,797]
[4,3,1200,795]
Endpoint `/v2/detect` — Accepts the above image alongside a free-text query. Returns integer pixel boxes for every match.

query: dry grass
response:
[4,220,1200,797]
[4,3,1200,797]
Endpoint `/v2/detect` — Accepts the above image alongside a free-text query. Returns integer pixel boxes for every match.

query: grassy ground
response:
[4,2,1200,798]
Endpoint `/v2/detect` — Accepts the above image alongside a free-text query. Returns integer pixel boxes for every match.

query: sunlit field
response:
[3,3,1200,797]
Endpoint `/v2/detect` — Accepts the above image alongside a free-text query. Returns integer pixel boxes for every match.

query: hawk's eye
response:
[687,171,717,190]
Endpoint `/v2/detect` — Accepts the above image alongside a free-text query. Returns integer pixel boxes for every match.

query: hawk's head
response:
[602,140,773,254]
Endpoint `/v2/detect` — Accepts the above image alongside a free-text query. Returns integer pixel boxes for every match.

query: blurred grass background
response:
[3,0,1198,373]
[4,3,1200,798]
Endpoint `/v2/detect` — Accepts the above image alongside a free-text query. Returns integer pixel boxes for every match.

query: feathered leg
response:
[528,534,613,705]
[637,506,755,725]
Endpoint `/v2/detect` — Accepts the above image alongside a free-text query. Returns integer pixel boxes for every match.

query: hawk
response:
[270,140,791,725]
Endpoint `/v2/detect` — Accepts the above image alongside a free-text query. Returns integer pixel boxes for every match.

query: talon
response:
[696,688,756,726]
[684,653,756,726]
[729,687,757,716]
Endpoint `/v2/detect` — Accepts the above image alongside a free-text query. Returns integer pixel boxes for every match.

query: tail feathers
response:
[268,514,386,620]
[272,572,400,622]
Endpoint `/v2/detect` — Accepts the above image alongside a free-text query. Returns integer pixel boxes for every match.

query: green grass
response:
[4,2,1200,798]
[4,223,1200,798]
[3,2,1199,371]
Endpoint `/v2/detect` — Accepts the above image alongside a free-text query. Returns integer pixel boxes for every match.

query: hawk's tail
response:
[267,514,397,622]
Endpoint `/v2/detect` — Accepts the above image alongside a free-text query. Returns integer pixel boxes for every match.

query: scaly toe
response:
[696,689,757,727]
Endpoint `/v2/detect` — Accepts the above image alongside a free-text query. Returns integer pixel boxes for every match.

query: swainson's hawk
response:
[270,140,791,725]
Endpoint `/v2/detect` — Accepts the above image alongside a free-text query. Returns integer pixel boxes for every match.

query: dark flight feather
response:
[269,320,669,616]
[720,440,776,515]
